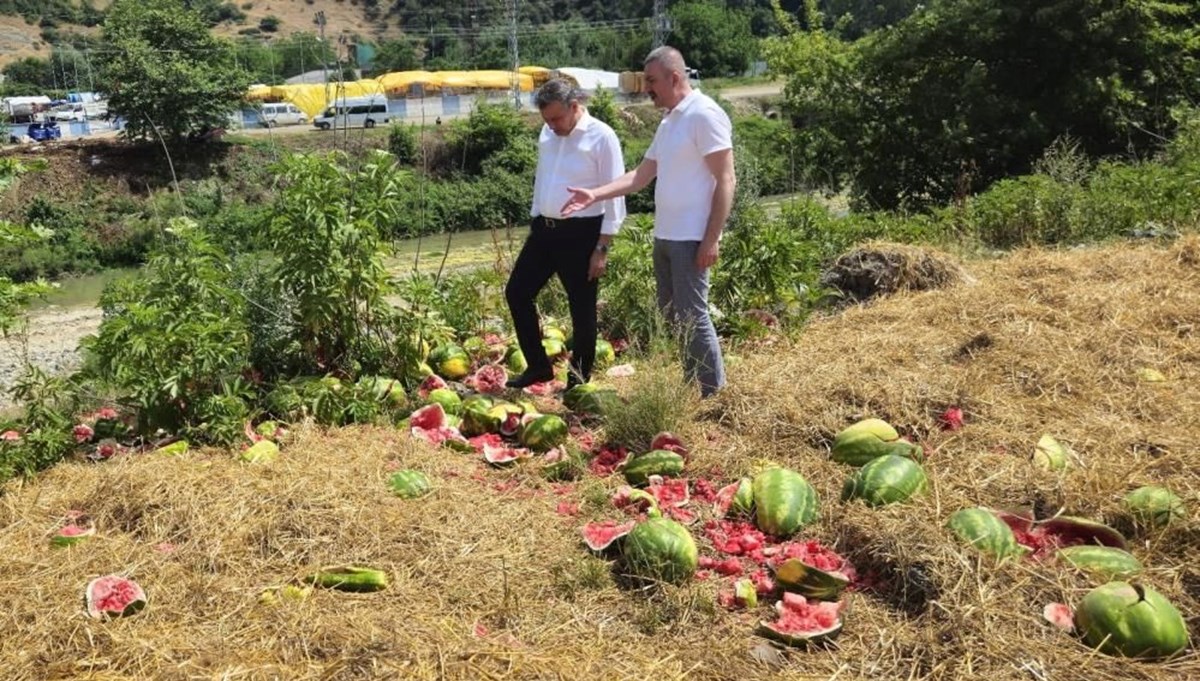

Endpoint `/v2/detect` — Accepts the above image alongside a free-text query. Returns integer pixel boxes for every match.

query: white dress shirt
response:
[530,111,627,236]
[644,90,732,241]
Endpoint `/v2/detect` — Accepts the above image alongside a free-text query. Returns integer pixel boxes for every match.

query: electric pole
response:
[314,11,329,102]
[507,0,520,109]
[653,0,670,50]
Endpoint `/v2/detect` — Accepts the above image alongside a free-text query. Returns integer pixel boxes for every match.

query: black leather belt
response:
[536,215,601,229]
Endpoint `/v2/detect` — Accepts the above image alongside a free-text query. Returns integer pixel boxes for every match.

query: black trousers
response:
[505,215,603,383]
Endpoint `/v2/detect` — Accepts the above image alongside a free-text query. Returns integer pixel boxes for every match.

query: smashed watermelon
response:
[86,575,147,619]
[465,364,508,395]
[650,431,689,460]
[581,519,636,552]
[758,592,843,646]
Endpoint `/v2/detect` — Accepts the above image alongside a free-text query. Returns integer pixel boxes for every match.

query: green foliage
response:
[445,103,533,176]
[597,215,661,346]
[669,0,758,77]
[0,367,79,482]
[600,350,697,452]
[585,86,626,140]
[388,123,420,165]
[268,150,415,378]
[258,15,279,32]
[101,0,251,142]
[766,0,1200,210]
[83,217,252,441]
[373,37,421,73]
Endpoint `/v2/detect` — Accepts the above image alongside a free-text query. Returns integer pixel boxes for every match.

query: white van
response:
[313,95,390,130]
[259,102,307,127]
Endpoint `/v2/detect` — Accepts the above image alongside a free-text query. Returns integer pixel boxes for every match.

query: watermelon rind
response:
[752,468,818,537]
[622,450,685,486]
[1057,545,1142,580]
[387,470,432,499]
[51,524,96,549]
[305,566,390,592]
[830,418,922,467]
[1074,582,1189,659]
[773,558,851,601]
[946,507,1024,560]
[756,595,843,647]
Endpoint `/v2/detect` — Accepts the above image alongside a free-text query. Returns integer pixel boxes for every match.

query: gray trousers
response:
[652,238,726,397]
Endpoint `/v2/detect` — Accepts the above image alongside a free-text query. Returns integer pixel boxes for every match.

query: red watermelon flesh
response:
[417,375,447,400]
[410,403,447,430]
[650,431,689,459]
[646,477,689,507]
[581,520,636,551]
[483,444,526,465]
[1043,602,1075,632]
[759,592,842,644]
[86,575,147,619]
[412,426,466,446]
[466,364,507,395]
[767,540,858,582]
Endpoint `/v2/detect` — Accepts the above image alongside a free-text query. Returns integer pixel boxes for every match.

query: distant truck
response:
[50,101,109,122]
[313,94,390,130]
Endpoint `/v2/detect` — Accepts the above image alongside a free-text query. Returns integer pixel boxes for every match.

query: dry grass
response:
[1,237,1198,680]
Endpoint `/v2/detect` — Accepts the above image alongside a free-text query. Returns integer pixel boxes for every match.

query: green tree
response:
[669,0,757,77]
[100,0,250,142]
[766,0,1200,209]
[373,37,420,73]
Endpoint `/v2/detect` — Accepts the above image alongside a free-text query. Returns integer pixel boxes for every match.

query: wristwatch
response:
[595,243,609,255]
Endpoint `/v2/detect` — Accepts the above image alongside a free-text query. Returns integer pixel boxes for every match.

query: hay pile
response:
[1,238,1198,680]
[819,242,971,303]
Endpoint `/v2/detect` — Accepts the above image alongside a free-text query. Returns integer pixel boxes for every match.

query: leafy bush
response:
[82,217,252,442]
[388,122,419,165]
[444,103,532,176]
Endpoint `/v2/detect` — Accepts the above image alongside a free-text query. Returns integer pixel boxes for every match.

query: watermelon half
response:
[86,575,147,619]
[757,592,843,647]
[581,519,636,553]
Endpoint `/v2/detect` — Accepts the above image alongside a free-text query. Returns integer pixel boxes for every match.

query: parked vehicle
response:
[258,102,307,127]
[313,95,390,130]
[26,121,62,142]
[51,101,108,122]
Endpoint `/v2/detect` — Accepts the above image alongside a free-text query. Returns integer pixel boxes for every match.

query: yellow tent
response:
[436,70,533,92]
[377,70,443,96]
[249,80,387,119]
[518,65,552,86]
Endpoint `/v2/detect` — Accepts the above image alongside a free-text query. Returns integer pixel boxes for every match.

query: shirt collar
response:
[667,90,700,116]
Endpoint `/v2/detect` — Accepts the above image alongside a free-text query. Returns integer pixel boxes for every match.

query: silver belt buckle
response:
[544,217,558,229]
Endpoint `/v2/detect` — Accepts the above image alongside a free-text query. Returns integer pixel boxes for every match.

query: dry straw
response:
[1,238,1197,680]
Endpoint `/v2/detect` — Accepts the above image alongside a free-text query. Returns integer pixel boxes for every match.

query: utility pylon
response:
[507,0,521,108]
[652,0,671,49]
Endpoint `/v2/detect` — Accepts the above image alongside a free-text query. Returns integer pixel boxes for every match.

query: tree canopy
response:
[100,0,250,142]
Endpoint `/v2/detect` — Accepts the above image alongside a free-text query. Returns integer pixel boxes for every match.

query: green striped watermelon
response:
[1124,486,1185,528]
[1075,582,1189,658]
[305,566,390,593]
[622,517,698,584]
[519,414,568,452]
[1058,546,1142,580]
[946,507,1023,560]
[751,468,818,537]
[841,455,927,507]
[387,470,432,499]
[622,450,685,486]
[830,418,922,466]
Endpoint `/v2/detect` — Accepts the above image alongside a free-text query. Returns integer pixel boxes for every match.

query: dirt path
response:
[716,82,785,99]
[0,306,102,410]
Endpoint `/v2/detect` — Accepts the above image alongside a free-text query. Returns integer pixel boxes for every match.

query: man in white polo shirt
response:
[561,46,734,397]
[504,78,627,390]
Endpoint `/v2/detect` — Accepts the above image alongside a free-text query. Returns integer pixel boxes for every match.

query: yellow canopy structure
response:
[244,80,387,118]
[377,70,443,96]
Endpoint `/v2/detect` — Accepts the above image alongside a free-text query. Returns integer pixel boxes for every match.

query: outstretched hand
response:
[560,187,597,217]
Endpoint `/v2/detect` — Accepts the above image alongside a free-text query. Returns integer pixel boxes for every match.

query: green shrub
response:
[388,122,419,165]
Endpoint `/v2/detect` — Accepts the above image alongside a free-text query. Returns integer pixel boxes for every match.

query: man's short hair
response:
[643,46,687,74]
[535,78,584,109]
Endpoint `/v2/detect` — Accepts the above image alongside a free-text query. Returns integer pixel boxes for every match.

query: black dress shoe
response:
[505,369,554,389]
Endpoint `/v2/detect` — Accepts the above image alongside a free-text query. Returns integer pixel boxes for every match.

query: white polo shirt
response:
[644,90,733,241]
[530,111,627,235]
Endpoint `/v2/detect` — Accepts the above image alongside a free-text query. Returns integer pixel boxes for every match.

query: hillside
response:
[0,238,1196,679]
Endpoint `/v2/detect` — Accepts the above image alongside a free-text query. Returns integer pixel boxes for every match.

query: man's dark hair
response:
[535,78,584,109]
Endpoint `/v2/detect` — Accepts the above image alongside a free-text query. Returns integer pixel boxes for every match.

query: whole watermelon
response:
[1075,582,1189,658]
[623,517,699,585]
[428,344,470,380]
[752,468,818,537]
[841,454,927,506]
[830,418,922,466]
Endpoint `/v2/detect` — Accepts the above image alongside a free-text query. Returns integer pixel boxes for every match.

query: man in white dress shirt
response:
[560,47,734,397]
[504,79,627,389]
